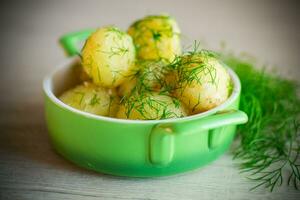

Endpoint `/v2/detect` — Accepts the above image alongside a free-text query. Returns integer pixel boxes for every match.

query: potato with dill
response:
[128,15,181,62]
[81,26,136,88]
[116,92,187,120]
[173,51,231,114]
[59,82,119,117]
[118,60,168,96]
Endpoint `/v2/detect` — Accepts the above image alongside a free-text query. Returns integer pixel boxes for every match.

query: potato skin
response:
[59,82,119,117]
[116,92,187,120]
[128,15,181,62]
[81,26,136,88]
[174,53,231,113]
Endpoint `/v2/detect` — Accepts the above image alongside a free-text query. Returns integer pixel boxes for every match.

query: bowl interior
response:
[50,57,83,97]
[43,57,241,124]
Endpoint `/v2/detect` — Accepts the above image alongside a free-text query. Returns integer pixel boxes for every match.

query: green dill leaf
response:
[89,93,101,106]
[221,52,300,192]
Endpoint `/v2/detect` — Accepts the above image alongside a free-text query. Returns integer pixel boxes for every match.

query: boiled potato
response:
[174,52,231,113]
[116,92,187,120]
[128,15,181,62]
[118,60,168,96]
[82,26,136,87]
[60,82,119,117]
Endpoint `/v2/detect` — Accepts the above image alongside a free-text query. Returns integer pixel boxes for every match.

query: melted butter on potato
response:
[128,15,181,62]
[59,82,119,117]
[116,92,187,120]
[81,26,136,87]
[174,52,231,114]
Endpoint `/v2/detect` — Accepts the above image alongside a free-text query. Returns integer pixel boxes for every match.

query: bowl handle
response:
[59,29,95,56]
[149,110,248,166]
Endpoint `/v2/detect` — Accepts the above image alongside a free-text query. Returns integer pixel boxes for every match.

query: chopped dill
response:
[106,26,126,39]
[172,98,181,109]
[151,30,162,41]
[96,65,102,82]
[74,91,85,105]
[89,93,100,106]
[100,42,129,58]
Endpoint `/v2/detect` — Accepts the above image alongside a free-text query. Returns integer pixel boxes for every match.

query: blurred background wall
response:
[0,0,299,106]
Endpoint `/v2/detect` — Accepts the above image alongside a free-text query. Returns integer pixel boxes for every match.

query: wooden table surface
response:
[0,0,299,199]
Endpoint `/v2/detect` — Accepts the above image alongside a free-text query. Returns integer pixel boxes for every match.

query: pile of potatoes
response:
[60,15,232,120]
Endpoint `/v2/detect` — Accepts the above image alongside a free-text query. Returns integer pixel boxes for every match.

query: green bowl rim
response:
[43,57,241,124]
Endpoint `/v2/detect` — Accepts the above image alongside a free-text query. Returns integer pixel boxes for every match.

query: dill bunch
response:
[221,53,300,191]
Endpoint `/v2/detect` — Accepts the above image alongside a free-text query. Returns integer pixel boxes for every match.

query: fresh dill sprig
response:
[120,41,223,118]
[221,53,300,192]
[119,59,185,120]
[162,43,219,97]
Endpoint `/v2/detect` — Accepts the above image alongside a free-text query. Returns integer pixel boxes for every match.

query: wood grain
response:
[0,0,299,199]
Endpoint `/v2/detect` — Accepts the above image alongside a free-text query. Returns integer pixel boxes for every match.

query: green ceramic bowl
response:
[43,30,248,177]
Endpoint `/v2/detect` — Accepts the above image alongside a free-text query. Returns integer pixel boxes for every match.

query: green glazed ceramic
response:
[43,30,248,177]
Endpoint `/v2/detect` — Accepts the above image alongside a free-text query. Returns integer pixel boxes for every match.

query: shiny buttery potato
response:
[81,26,136,87]
[128,15,181,62]
[59,82,119,117]
[174,52,231,113]
[116,92,187,120]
